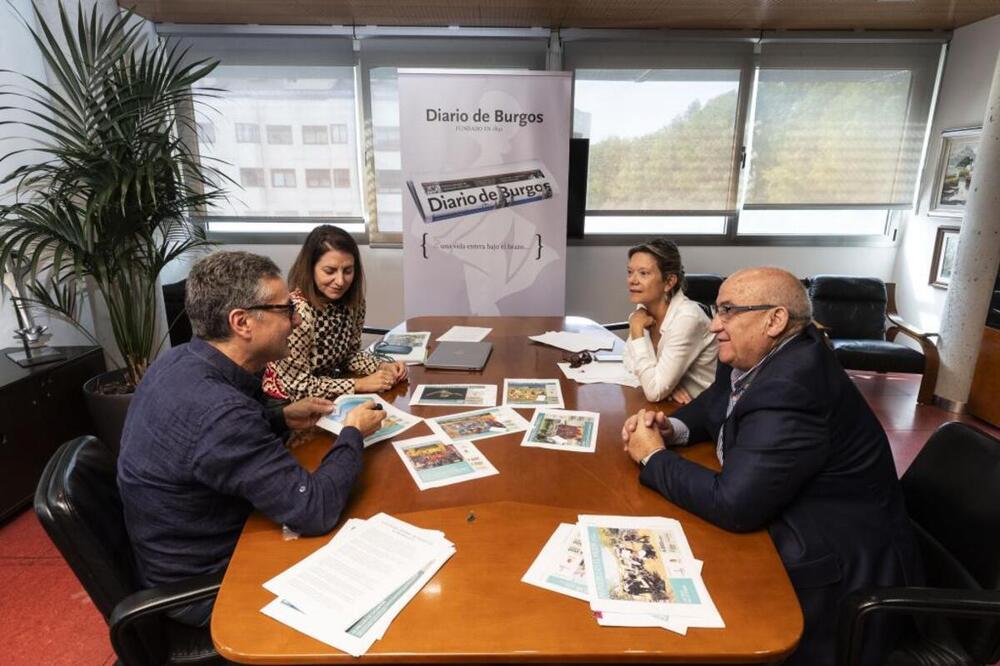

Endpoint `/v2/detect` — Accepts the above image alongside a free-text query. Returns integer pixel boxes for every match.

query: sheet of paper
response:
[373,332,431,364]
[317,394,422,447]
[557,362,641,388]
[426,405,530,443]
[263,513,446,629]
[436,326,492,342]
[410,383,498,407]
[521,409,600,453]
[528,331,616,353]
[521,523,591,602]
[577,514,719,621]
[393,434,499,490]
[502,378,565,409]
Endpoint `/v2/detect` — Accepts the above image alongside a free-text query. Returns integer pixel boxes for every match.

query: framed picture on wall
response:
[929,225,960,289]
[929,126,981,217]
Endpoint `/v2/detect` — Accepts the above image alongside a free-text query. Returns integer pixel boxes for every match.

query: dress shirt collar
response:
[730,328,803,394]
[635,290,693,336]
[187,336,264,397]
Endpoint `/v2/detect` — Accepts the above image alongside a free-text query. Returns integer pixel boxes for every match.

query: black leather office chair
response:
[809,275,940,404]
[35,436,225,665]
[602,273,725,331]
[836,422,1000,665]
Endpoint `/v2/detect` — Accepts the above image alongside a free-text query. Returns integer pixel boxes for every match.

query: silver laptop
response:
[423,341,493,371]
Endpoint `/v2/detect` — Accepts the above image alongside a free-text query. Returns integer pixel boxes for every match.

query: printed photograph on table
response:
[521,409,599,453]
[578,514,718,621]
[317,394,422,447]
[392,435,499,490]
[410,383,498,407]
[502,378,564,408]
[427,405,529,443]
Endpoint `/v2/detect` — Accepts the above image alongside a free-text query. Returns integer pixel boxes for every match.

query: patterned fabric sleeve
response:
[265,298,356,401]
[345,299,382,376]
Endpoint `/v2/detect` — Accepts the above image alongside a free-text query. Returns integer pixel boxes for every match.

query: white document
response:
[426,405,530,443]
[393,434,499,490]
[521,409,600,453]
[577,514,720,621]
[436,326,492,342]
[528,331,615,353]
[316,394,422,447]
[263,513,446,629]
[374,331,431,364]
[262,517,455,656]
[410,383,498,407]
[557,362,640,388]
[502,378,565,409]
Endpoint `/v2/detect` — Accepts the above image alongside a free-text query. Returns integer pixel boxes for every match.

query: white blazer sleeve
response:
[627,311,707,402]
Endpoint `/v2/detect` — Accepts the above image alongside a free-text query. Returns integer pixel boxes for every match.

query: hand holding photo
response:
[502,378,564,409]
[317,394,422,447]
[521,409,599,453]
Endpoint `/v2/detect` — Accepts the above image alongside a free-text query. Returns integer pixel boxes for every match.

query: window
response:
[373,126,400,151]
[266,125,293,145]
[306,169,332,188]
[333,169,351,188]
[330,123,349,144]
[302,125,329,145]
[240,168,265,188]
[271,169,296,188]
[196,121,216,145]
[184,33,364,233]
[235,123,260,143]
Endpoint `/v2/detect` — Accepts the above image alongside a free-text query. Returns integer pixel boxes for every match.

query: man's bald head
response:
[711,267,813,370]
[727,267,813,332]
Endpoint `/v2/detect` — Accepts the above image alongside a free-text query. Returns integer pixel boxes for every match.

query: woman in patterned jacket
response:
[263,225,406,401]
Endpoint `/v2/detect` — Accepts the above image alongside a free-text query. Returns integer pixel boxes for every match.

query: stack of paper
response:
[528,331,616,353]
[557,361,640,388]
[522,516,724,635]
[261,513,455,656]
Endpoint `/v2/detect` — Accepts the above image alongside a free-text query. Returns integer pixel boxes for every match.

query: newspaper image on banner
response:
[407,160,557,224]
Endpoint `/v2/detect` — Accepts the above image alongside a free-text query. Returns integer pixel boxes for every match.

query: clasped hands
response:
[283,397,386,436]
[621,408,672,465]
[355,361,408,393]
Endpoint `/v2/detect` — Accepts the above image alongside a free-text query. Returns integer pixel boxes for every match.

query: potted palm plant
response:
[0,2,227,450]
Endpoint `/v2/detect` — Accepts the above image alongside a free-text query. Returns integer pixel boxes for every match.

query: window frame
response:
[165,25,947,247]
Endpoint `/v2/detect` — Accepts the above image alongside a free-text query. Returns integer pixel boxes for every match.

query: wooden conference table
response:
[212,316,802,664]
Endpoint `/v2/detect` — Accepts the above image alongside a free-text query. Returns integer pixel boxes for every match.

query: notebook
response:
[423,341,494,371]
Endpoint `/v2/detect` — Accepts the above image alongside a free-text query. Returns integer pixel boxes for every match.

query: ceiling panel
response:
[123,0,1000,31]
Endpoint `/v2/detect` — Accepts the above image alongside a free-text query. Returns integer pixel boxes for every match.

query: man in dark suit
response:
[622,267,921,665]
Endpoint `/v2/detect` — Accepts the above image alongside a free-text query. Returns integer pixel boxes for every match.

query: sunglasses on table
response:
[243,301,297,320]
[564,351,594,368]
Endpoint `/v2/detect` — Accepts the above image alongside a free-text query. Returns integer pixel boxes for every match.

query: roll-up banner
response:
[399,70,571,317]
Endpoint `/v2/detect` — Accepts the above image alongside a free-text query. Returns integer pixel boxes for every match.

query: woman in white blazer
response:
[622,239,718,404]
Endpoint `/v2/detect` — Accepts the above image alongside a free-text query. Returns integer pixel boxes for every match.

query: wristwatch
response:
[639,448,664,467]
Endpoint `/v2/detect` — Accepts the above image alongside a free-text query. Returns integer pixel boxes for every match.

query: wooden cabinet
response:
[0,346,105,522]
[968,270,1000,427]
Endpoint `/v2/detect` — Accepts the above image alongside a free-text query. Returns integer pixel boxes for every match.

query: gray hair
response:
[185,251,282,341]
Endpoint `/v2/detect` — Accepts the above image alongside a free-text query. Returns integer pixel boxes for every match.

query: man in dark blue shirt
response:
[118,251,385,627]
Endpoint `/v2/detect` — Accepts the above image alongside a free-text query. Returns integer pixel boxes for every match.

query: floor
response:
[1,371,997,665]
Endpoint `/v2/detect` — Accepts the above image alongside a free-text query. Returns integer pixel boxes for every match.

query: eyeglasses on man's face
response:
[710,303,777,321]
[244,301,297,320]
